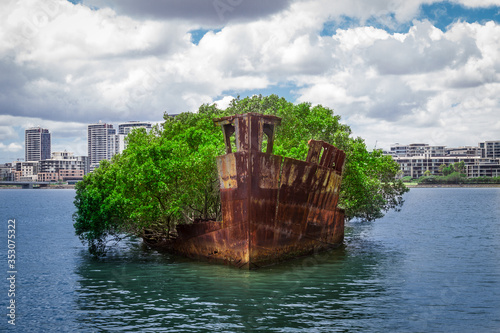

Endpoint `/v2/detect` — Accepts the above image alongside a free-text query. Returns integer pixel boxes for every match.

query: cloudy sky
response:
[1,0,499,162]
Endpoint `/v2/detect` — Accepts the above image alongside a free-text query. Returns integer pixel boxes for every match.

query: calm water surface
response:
[1,188,499,332]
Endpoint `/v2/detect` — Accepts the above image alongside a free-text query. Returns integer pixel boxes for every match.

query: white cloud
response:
[0,115,92,157]
[453,0,500,7]
[365,21,480,75]
[292,18,500,149]
[0,126,18,141]
[0,0,499,162]
[1,0,194,123]
[0,143,23,152]
[213,95,235,109]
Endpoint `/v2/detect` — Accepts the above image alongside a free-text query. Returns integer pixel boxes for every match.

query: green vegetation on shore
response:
[418,174,500,185]
[402,174,500,186]
[402,161,500,185]
[73,95,408,256]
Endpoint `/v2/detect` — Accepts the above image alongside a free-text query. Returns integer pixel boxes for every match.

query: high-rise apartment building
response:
[114,121,153,155]
[87,122,116,171]
[87,121,154,172]
[25,127,51,161]
[118,121,152,135]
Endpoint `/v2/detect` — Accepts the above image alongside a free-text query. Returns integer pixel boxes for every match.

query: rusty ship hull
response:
[171,113,346,269]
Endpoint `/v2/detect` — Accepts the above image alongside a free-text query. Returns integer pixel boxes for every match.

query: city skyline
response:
[1,1,500,163]
[3,120,157,163]
[4,121,500,164]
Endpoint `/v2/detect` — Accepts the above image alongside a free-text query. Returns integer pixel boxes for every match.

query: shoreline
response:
[0,185,76,189]
[406,184,500,188]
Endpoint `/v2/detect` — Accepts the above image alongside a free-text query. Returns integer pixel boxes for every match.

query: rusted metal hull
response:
[170,113,346,269]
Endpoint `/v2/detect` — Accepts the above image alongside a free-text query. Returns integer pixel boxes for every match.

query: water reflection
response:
[73,232,401,332]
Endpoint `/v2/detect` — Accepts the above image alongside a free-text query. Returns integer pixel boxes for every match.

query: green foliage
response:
[225,95,351,158]
[339,141,408,221]
[416,175,436,184]
[73,159,133,256]
[438,164,446,174]
[418,172,466,184]
[447,172,465,184]
[439,161,466,176]
[466,176,500,184]
[74,106,228,255]
[401,176,413,182]
[74,94,409,255]
[442,166,454,176]
[121,104,227,228]
[418,173,500,185]
[225,95,408,221]
[454,161,465,173]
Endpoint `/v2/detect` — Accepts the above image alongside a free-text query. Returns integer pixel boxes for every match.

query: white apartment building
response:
[39,151,88,175]
[389,142,500,178]
[113,121,153,154]
[480,141,500,159]
[87,121,153,171]
[88,122,116,171]
[118,121,152,135]
[13,161,39,181]
[390,143,446,158]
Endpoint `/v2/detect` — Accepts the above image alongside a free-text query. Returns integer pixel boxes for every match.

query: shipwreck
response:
[151,113,346,269]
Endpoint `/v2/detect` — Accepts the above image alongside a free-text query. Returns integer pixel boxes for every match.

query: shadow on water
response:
[73,228,403,332]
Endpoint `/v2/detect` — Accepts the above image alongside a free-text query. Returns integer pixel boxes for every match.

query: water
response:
[1,188,500,332]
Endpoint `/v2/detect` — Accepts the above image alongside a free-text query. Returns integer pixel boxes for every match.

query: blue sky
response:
[320,2,500,35]
[1,0,500,162]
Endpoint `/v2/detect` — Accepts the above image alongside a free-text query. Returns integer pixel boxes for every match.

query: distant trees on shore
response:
[402,174,500,185]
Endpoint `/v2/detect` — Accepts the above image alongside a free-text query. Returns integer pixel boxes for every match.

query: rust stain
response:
[217,154,237,189]
[169,113,346,269]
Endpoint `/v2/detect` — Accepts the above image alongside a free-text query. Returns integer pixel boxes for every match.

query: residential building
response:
[389,143,409,157]
[114,134,127,155]
[13,161,39,181]
[0,163,14,181]
[0,152,89,183]
[445,146,481,157]
[480,141,500,159]
[390,143,446,157]
[88,122,116,171]
[389,142,499,178]
[12,171,21,181]
[87,121,154,172]
[37,169,85,182]
[59,169,84,181]
[25,127,51,161]
[37,172,60,182]
[118,121,152,135]
[39,151,88,176]
[114,121,153,154]
[466,160,500,178]
[393,155,481,178]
